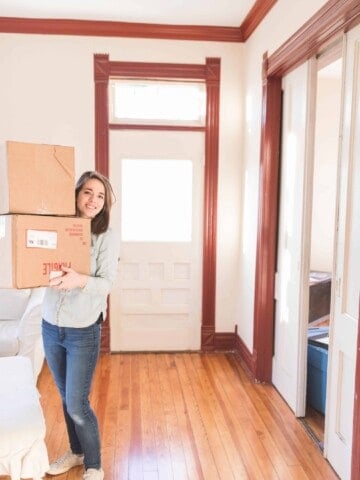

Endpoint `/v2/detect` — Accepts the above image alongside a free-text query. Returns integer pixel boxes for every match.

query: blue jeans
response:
[42,319,102,470]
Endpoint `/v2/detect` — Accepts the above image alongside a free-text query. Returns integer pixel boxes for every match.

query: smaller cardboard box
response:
[0,140,75,215]
[0,215,91,288]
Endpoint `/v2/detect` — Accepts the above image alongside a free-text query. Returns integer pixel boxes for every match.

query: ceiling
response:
[0,0,257,28]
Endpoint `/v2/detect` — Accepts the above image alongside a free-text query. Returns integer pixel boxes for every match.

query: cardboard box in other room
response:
[307,343,328,414]
[0,215,91,288]
[0,140,75,215]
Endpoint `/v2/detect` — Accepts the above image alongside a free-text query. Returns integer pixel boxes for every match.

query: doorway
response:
[303,52,343,448]
[94,54,221,353]
[109,130,204,351]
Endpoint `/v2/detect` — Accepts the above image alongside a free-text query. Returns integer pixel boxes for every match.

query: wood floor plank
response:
[164,354,204,480]
[139,354,158,476]
[189,354,251,479]
[128,354,143,480]
[173,354,220,478]
[114,355,131,479]
[225,355,304,476]
[155,354,189,480]
[226,356,316,479]
[201,353,281,479]
[146,353,175,480]
[228,354,338,479]
[254,384,337,479]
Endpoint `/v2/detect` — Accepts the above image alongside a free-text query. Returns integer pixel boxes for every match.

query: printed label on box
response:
[27,229,58,249]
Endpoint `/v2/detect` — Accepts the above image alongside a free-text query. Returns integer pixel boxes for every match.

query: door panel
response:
[109,130,204,351]
[325,26,360,479]
[272,60,316,415]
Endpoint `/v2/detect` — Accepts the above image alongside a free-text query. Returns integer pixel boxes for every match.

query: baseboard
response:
[234,332,256,379]
[209,327,256,379]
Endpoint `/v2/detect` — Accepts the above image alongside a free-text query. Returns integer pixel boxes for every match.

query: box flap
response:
[7,141,75,215]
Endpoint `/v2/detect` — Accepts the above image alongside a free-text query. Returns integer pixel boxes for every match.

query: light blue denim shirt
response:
[42,228,119,327]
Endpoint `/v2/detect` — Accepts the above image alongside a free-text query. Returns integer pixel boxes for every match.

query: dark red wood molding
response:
[214,332,236,350]
[108,61,208,79]
[94,55,220,352]
[109,124,206,132]
[235,330,256,379]
[0,16,241,42]
[253,56,282,383]
[351,300,360,480]
[267,0,360,77]
[201,58,221,351]
[0,1,276,43]
[241,0,277,41]
[94,54,110,177]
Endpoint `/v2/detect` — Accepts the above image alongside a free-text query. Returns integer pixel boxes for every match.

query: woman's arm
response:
[50,229,119,295]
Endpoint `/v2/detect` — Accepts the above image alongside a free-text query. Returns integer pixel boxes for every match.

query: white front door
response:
[272,60,316,414]
[109,130,204,351]
[325,25,360,479]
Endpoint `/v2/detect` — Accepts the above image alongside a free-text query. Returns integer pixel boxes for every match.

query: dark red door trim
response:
[94,54,220,352]
[253,53,282,382]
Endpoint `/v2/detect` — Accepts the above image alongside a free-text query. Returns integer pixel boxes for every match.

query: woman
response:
[42,171,119,480]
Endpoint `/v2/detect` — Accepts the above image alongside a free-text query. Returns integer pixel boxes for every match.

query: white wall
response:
[238,0,329,351]
[0,33,243,334]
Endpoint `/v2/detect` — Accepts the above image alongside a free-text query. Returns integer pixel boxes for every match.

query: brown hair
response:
[75,171,115,235]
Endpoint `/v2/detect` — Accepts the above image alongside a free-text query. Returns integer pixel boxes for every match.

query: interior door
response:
[109,130,204,351]
[325,25,360,479]
[272,59,316,415]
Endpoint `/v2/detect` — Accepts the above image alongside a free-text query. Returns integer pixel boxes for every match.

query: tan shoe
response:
[47,450,84,475]
[83,468,104,480]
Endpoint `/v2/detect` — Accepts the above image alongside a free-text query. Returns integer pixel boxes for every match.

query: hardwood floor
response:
[2,352,339,479]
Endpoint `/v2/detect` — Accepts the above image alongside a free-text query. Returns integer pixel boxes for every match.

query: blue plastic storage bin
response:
[307,343,328,414]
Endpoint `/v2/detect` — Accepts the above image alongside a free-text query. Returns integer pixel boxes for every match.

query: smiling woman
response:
[41,170,119,480]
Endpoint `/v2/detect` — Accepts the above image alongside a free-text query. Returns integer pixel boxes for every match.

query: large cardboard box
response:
[0,215,91,288]
[0,140,75,215]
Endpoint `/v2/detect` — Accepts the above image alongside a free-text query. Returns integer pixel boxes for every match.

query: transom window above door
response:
[109,79,206,126]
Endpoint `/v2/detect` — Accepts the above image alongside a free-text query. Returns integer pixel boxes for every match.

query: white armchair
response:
[0,287,46,381]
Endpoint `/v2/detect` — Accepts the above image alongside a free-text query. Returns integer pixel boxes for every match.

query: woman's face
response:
[76,178,105,219]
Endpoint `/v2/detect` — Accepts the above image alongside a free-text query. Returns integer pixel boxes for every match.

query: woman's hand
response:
[49,267,88,290]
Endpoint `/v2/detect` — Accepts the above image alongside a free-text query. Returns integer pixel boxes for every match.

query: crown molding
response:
[0,1,277,43]
[241,0,277,41]
[0,16,242,42]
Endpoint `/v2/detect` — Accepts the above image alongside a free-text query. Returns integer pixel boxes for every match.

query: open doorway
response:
[303,48,343,449]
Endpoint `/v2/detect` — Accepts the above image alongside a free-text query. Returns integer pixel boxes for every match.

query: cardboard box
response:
[307,343,328,414]
[0,140,75,215]
[0,215,91,288]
